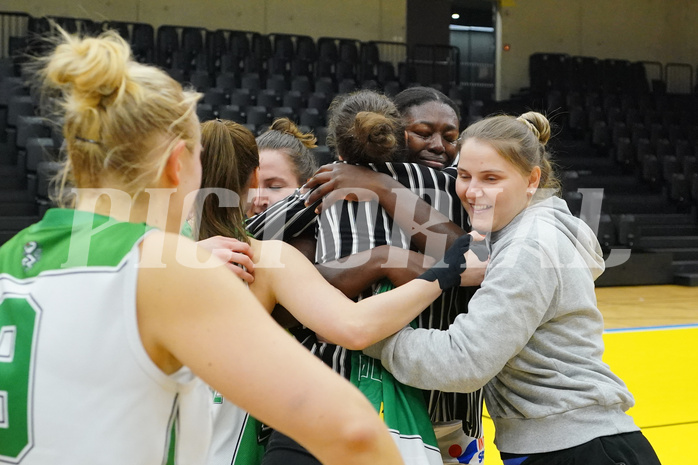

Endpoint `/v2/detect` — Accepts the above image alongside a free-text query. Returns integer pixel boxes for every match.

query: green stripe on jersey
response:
[0,209,152,279]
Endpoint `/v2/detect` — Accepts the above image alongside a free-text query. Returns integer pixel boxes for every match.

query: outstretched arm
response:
[305,163,467,255]
[255,234,479,350]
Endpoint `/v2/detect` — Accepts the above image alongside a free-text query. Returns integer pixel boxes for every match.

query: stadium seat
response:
[669,173,690,206]
[16,116,50,153]
[256,89,282,109]
[290,75,313,96]
[338,78,357,94]
[662,155,680,183]
[196,103,216,122]
[266,74,289,93]
[245,105,272,126]
[562,191,583,217]
[641,154,662,189]
[156,25,181,69]
[596,213,617,252]
[230,88,254,107]
[218,105,246,124]
[307,92,330,112]
[299,108,324,128]
[181,27,206,72]
[312,145,334,166]
[315,77,337,96]
[615,214,638,248]
[25,137,56,172]
[216,73,238,92]
[7,95,34,128]
[614,137,635,169]
[36,161,62,200]
[683,156,697,178]
[383,80,401,97]
[240,73,263,92]
[131,22,155,63]
[314,126,329,146]
[282,90,305,112]
[189,70,213,91]
[203,88,230,107]
[271,106,297,122]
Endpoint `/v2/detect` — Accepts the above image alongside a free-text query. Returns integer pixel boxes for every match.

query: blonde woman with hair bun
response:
[364,111,661,465]
[0,28,408,465]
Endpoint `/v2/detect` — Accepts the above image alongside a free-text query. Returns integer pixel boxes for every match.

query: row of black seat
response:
[526,52,698,96]
[535,85,698,210]
[2,12,418,88]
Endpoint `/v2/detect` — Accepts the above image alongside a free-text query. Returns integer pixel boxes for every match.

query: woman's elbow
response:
[335,415,394,458]
[332,321,374,351]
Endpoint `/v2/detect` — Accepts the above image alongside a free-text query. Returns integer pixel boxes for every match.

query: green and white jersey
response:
[0,209,212,465]
[206,397,265,465]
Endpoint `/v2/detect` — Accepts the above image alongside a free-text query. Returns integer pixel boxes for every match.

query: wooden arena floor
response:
[481,285,698,465]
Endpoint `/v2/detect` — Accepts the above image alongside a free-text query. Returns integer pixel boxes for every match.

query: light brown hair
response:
[197,119,259,242]
[256,117,317,185]
[326,90,406,165]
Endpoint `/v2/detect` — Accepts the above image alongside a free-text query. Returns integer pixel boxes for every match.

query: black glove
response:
[417,233,472,290]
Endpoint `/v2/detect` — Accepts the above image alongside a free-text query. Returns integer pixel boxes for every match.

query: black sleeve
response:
[368,162,469,231]
[245,188,321,241]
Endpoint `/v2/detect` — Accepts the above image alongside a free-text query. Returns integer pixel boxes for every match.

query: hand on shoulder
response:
[197,235,255,283]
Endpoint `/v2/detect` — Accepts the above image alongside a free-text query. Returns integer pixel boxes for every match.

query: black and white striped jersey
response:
[246,162,483,435]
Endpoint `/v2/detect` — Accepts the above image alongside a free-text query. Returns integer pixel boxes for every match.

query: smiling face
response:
[250,148,301,215]
[404,101,460,170]
[456,138,540,233]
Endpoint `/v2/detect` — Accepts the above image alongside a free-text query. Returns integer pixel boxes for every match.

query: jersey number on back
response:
[0,296,40,463]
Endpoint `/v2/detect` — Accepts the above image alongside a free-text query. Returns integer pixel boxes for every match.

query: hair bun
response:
[354,111,397,150]
[269,117,317,148]
[517,111,551,145]
[45,30,130,109]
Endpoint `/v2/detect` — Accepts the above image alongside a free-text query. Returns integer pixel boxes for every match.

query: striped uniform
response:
[247,162,483,439]
[0,209,212,465]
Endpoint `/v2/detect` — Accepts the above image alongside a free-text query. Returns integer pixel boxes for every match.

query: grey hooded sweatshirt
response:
[364,195,639,454]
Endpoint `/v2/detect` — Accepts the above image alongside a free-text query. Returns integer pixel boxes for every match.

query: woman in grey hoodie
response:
[364,111,661,465]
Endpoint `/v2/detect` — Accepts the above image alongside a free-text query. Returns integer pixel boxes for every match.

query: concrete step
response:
[645,247,698,261]
[0,188,33,202]
[0,215,39,230]
[637,235,698,249]
[0,164,26,190]
[596,251,674,287]
[640,224,698,236]
[604,193,675,215]
[674,273,698,286]
[571,173,648,194]
[631,213,698,226]
[0,201,37,216]
[672,260,698,274]
[0,215,39,246]
[556,156,620,174]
